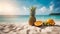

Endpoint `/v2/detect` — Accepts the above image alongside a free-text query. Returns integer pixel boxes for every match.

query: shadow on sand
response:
[39,25,60,29]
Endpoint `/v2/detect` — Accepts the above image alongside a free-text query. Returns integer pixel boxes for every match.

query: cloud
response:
[34,5,45,15]
[23,7,27,11]
[39,6,47,12]
[49,4,54,11]
[23,6,29,11]
[53,0,60,13]
[36,1,54,15]
[17,6,30,15]
[49,1,54,11]
[36,6,49,15]
[36,4,54,15]
[54,8,60,13]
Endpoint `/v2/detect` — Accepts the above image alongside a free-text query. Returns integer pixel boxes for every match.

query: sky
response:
[0,0,60,15]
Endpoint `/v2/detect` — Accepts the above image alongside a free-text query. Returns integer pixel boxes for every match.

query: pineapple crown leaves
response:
[30,6,36,16]
[30,6,36,12]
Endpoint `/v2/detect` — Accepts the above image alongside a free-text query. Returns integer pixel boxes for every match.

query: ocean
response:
[0,15,60,23]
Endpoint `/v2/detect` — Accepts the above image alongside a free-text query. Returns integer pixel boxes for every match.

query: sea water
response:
[0,15,60,23]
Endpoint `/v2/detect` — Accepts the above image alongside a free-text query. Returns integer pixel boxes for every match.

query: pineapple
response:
[29,6,36,26]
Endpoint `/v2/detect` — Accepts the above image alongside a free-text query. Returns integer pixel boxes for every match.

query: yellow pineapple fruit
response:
[29,6,36,26]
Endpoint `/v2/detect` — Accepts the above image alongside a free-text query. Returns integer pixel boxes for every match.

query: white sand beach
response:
[0,21,60,34]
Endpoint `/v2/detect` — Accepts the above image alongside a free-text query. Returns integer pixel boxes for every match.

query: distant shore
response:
[49,13,60,15]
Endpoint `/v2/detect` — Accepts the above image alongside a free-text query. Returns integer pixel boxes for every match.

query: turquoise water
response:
[0,15,60,23]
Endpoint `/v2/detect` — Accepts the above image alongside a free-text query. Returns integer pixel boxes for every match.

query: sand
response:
[0,22,60,34]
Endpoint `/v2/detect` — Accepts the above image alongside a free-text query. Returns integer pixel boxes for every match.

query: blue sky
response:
[0,0,60,15]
